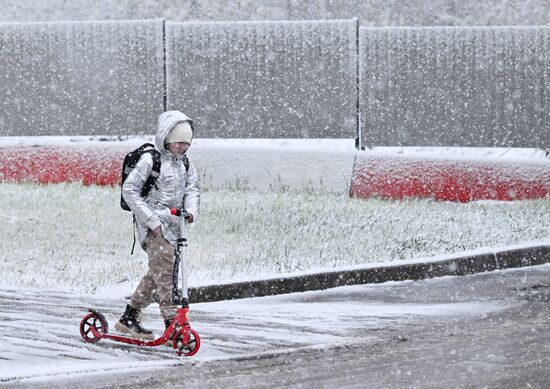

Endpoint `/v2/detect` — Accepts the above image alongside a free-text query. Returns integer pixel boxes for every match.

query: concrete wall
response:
[166,20,358,138]
[0,20,165,136]
[359,26,550,148]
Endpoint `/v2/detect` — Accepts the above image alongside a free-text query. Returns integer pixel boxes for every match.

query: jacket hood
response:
[155,110,193,156]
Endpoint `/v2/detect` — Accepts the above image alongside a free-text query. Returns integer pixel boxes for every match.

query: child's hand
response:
[187,213,194,223]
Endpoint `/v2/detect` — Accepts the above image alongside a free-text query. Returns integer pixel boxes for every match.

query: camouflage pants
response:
[130,232,178,321]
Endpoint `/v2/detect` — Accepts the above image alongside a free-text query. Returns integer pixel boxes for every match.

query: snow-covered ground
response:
[1,137,549,291]
[1,183,549,294]
[1,137,549,387]
[0,273,514,384]
[1,137,550,294]
[2,264,549,387]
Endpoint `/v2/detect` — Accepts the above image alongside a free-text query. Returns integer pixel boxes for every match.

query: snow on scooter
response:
[79,208,201,356]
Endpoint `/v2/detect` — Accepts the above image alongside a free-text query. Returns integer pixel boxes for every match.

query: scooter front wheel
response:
[174,328,201,356]
[80,312,107,343]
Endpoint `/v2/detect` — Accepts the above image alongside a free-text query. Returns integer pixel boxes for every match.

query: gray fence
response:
[2,0,549,27]
[166,20,358,138]
[1,21,549,148]
[0,20,165,136]
[360,26,550,148]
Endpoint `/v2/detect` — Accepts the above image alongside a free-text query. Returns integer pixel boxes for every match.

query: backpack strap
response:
[182,154,190,172]
[140,148,162,197]
[130,215,137,255]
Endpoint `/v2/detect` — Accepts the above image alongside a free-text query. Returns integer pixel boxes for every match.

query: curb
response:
[3,144,549,202]
[0,143,355,194]
[188,245,550,303]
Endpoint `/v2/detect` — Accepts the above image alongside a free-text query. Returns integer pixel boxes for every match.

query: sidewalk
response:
[18,263,550,388]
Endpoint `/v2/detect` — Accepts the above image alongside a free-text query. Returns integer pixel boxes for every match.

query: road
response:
[2,264,549,388]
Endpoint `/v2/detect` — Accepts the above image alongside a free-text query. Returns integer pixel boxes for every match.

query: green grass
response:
[1,183,549,294]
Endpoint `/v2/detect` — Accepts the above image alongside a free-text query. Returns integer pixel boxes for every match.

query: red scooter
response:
[79,209,201,356]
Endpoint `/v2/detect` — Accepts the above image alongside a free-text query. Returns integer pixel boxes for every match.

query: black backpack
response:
[120,143,189,211]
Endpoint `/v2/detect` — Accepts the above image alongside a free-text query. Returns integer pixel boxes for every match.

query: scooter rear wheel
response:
[80,312,107,343]
[174,328,201,356]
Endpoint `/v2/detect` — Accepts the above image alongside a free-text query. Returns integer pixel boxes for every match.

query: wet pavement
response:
[2,264,550,388]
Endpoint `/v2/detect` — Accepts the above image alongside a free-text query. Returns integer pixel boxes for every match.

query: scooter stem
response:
[171,208,190,303]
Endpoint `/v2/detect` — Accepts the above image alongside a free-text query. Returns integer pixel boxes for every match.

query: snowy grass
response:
[1,182,549,294]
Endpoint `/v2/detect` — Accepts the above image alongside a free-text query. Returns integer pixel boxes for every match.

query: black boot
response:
[114,304,154,340]
[164,318,178,347]
[165,318,173,329]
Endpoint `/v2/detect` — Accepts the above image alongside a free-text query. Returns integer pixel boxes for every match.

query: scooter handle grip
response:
[170,208,189,218]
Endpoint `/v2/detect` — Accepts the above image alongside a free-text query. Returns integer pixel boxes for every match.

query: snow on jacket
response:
[122,110,201,248]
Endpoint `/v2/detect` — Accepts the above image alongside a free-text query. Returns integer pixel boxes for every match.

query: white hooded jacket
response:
[122,111,201,248]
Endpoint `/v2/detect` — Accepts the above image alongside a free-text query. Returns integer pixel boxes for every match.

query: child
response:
[115,110,201,339]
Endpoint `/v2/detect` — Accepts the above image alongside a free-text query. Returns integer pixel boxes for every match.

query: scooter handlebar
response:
[170,208,190,219]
